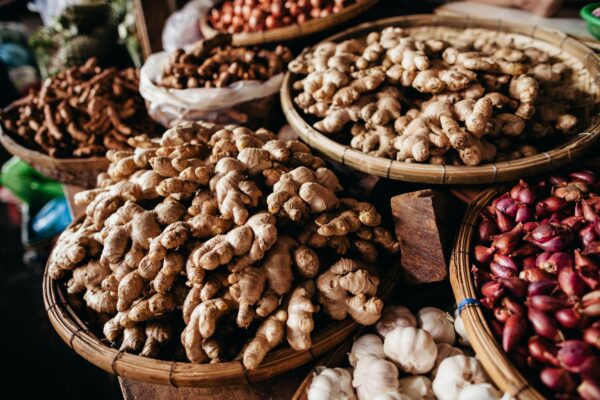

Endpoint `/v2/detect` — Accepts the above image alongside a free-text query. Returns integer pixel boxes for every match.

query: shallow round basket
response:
[282,14,600,185]
[199,0,378,46]
[449,187,544,400]
[43,217,402,388]
[0,126,109,188]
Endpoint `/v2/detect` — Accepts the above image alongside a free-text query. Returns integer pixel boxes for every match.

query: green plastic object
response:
[0,157,63,207]
[581,3,600,40]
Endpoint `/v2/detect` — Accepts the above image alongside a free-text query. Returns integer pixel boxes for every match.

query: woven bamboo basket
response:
[198,0,378,47]
[0,126,109,188]
[281,14,600,185]
[449,187,544,400]
[43,216,403,388]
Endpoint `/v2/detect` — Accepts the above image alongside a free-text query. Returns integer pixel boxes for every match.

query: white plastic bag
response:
[162,0,218,52]
[140,50,283,127]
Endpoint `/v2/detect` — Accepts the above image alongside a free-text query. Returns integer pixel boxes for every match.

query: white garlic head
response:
[349,334,384,367]
[417,307,456,345]
[353,354,400,400]
[374,392,412,400]
[308,367,357,400]
[432,355,488,400]
[383,326,438,374]
[431,343,465,378]
[457,383,502,400]
[397,375,435,400]
[454,312,470,347]
[376,305,417,337]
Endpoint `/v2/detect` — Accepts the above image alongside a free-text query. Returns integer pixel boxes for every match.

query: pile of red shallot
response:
[473,170,600,400]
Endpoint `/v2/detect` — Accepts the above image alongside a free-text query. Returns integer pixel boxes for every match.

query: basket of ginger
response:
[43,120,402,387]
[282,14,600,184]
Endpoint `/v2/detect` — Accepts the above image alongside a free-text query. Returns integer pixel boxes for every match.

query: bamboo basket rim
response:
[43,216,402,388]
[198,0,379,46]
[281,14,600,185]
[0,124,109,167]
[449,187,544,400]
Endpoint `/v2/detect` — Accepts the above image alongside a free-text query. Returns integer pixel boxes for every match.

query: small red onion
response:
[520,267,554,283]
[582,200,600,223]
[471,264,492,287]
[503,313,527,352]
[555,307,587,329]
[496,210,515,232]
[530,223,557,243]
[515,204,534,223]
[491,263,516,278]
[529,295,570,313]
[494,306,510,323]
[562,215,586,231]
[584,327,600,350]
[538,252,573,274]
[558,267,588,298]
[575,251,600,290]
[510,343,530,370]
[491,223,523,255]
[558,340,593,373]
[478,216,498,242]
[496,197,519,217]
[518,187,537,205]
[474,245,495,264]
[540,367,576,393]
[498,277,528,298]
[578,379,600,400]
[490,319,504,337]
[595,219,600,237]
[510,180,528,200]
[582,241,600,256]
[542,196,568,213]
[523,221,539,232]
[570,170,598,185]
[582,290,600,317]
[520,255,537,270]
[580,224,598,247]
[528,307,564,341]
[528,280,558,296]
[553,182,589,202]
[550,175,569,186]
[503,296,525,315]
[580,356,600,380]
[529,336,559,366]
[481,280,504,302]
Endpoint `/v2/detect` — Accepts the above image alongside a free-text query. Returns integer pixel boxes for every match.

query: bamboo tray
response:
[449,187,544,400]
[43,216,403,388]
[198,0,378,47]
[0,126,109,188]
[281,14,600,185]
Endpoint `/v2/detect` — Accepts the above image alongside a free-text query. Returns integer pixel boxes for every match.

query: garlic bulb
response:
[383,327,437,374]
[397,375,435,400]
[308,367,356,400]
[374,392,412,400]
[431,343,464,377]
[417,307,456,345]
[353,355,400,400]
[349,334,384,367]
[454,312,470,346]
[432,355,488,400]
[457,383,502,400]
[376,306,417,337]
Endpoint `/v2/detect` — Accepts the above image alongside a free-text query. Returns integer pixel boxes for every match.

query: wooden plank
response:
[391,189,448,285]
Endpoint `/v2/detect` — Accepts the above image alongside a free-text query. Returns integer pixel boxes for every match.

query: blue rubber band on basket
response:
[458,298,480,314]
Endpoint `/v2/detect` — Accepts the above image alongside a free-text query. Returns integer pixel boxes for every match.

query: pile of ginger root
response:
[47,120,399,369]
[290,27,583,166]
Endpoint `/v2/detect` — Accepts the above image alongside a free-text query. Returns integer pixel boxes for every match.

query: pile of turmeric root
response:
[47,120,399,368]
[290,27,582,165]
